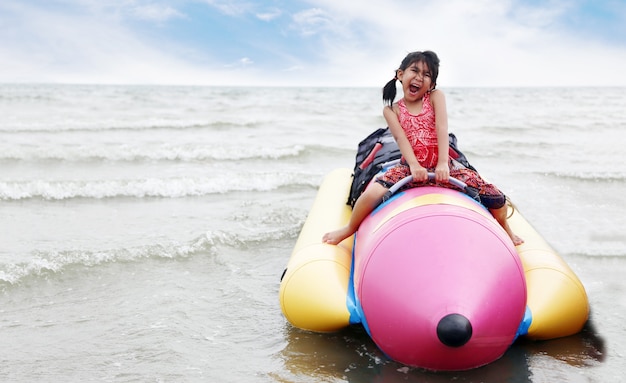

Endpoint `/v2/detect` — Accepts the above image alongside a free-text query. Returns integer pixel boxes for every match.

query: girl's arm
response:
[430,90,450,182]
[383,104,428,182]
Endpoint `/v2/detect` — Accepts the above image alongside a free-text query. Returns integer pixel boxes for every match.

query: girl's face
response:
[397,60,433,101]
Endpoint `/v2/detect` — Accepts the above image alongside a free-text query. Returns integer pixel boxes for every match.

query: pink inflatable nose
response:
[352,186,527,370]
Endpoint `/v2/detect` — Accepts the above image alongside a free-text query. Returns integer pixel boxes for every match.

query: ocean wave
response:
[568,251,626,259]
[0,174,320,200]
[539,171,626,183]
[0,226,300,288]
[0,120,261,134]
[0,232,218,287]
[0,143,352,163]
[0,143,308,162]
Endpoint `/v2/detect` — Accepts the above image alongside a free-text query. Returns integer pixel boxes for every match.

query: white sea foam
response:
[0,143,307,162]
[0,172,320,200]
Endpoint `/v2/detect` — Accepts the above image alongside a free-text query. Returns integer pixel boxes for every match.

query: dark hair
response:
[382,50,440,106]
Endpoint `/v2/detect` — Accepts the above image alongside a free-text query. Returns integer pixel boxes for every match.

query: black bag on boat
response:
[347,127,400,207]
[347,128,477,207]
[448,132,477,172]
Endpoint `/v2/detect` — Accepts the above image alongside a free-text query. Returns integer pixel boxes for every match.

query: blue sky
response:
[1,0,625,87]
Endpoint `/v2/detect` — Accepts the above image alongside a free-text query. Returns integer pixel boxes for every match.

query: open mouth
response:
[408,84,421,95]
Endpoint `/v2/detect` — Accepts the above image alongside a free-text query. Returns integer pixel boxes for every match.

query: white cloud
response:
[0,1,235,85]
[294,0,626,87]
[256,8,282,22]
[130,4,186,22]
[224,57,254,68]
[201,0,252,16]
[291,8,334,36]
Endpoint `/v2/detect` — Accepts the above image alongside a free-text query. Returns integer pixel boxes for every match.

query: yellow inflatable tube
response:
[279,168,354,332]
[507,203,589,339]
[280,167,589,340]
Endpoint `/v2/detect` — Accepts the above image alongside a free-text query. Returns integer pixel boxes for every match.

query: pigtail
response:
[382,77,398,106]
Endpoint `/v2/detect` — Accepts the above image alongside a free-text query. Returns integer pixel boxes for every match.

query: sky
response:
[1,0,625,87]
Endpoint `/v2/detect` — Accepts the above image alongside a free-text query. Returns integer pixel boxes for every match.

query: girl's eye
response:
[424,72,431,77]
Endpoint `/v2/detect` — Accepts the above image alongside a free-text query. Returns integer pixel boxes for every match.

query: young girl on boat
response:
[323,50,523,246]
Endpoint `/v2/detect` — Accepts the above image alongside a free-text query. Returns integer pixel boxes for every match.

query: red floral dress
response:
[378,91,505,209]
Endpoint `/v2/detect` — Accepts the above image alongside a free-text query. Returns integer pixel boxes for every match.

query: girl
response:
[323,51,523,246]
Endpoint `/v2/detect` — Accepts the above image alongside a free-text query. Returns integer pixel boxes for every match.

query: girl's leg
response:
[489,205,524,246]
[322,183,388,245]
[456,167,524,246]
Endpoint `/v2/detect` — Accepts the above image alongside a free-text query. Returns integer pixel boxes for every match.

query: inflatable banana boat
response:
[279,129,589,371]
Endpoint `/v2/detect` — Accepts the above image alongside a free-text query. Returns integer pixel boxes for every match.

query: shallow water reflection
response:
[277,317,605,383]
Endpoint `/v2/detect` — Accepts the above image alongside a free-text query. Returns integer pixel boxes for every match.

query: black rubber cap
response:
[437,313,473,347]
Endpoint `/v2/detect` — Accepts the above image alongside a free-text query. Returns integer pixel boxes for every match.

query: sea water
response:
[0,84,624,382]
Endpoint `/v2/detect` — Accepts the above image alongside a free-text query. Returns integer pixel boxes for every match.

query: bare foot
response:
[322,227,353,245]
[508,231,524,246]
[500,220,524,246]
[491,207,524,246]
